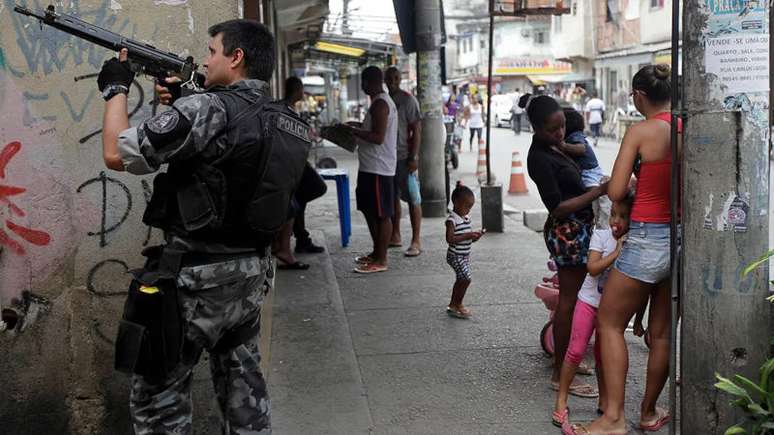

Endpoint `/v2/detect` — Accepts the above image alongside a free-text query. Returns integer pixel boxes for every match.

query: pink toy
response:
[534,259,559,356]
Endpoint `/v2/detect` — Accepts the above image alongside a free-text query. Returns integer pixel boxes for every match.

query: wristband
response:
[102,84,129,101]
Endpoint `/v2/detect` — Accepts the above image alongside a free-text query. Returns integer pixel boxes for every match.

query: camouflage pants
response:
[130,264,271,435]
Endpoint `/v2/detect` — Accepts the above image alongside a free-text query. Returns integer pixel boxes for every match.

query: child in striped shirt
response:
[445,183,484,318]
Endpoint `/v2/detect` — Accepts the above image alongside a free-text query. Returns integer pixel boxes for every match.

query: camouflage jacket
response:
[117,79,269,175]
[118,80,272,274]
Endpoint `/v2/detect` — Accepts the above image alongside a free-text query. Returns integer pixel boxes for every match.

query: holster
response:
[114,245,185,381]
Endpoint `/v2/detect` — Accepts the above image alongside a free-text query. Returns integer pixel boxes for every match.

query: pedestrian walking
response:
[585,92,605,146]
[342,66,398,274]
[524,95,608,399]
[385,67,423,258]
[553,197,636,430]
[445,182,483,318]
[100,20,309,434]
[574,64,680,435]
[464,97,485,151]
[510,88,524,135]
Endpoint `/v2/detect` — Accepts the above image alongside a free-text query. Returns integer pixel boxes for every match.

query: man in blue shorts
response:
[343,66,398,274]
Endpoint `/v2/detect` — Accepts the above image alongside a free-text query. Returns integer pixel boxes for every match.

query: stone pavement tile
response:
[347,304,547,356]
[269,233,373,434]
[359,347,668,435]
[338,270,545,311]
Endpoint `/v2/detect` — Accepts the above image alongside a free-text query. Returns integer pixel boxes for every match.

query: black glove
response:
[98,57,135,92]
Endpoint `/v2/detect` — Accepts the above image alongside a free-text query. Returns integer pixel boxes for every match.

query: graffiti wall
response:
[0,0,238,432]
[0,0,237,315]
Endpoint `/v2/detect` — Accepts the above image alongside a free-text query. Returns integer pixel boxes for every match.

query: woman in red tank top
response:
[576,65,679,434]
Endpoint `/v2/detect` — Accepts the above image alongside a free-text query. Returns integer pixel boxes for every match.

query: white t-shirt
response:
[468,104,484,129]
[577,229,617,308]
[358,92,398,176]
[585,98,606,125]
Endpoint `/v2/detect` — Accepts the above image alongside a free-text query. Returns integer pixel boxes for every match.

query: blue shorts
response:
[614,221,673,284]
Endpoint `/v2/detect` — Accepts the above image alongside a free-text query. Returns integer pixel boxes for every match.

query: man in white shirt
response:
[342,66,398,274]
[585,92,605,146]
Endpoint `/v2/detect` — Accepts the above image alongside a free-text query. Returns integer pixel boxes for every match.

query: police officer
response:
[99,20,282,434]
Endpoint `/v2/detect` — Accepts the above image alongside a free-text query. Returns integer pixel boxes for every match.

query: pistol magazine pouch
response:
[115,246,184,381]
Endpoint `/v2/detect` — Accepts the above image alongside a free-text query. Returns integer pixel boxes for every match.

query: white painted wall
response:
[550,0,593,60]
[640,0,673,44]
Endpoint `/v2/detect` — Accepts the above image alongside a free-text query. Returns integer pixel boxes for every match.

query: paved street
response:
[267,144,670,434]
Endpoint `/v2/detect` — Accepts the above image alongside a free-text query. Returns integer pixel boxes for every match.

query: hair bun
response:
[518,93,532,109]
[456,180,464,187]
[654,64,671,80]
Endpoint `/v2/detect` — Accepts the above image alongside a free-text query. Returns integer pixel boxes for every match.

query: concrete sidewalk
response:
[267,148,670,434]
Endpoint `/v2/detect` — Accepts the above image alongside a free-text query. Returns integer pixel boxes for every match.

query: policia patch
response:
[143,108,191,147]
[277,114,311,142]
[147,109,182,134]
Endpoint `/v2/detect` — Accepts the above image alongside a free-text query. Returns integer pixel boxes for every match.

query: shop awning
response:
[527,75,565,84]
[314,41,365,57]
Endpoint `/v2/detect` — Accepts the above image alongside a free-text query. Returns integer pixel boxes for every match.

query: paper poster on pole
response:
[704,33,769,95]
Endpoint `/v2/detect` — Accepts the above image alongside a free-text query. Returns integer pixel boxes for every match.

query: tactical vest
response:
[143,88,312,250]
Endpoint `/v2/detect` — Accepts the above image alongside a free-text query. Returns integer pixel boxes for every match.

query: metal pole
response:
[485,0,494,186]
[668,0,680,433]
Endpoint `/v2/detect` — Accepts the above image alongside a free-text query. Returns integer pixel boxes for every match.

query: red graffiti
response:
[0,141,21,178]
[0,141,51,255]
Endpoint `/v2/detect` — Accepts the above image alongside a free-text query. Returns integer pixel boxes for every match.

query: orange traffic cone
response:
[508,150,528,194]
[476,142,487,182]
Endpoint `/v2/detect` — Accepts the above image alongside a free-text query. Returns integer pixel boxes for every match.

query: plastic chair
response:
[317,168,351,247]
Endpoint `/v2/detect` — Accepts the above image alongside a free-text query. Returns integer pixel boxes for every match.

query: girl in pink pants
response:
[553,198,640,430]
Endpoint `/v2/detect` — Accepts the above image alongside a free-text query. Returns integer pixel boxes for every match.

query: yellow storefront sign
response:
[494,58,572,75]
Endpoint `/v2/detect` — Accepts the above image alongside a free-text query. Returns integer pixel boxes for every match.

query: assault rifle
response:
[14,4,205,90]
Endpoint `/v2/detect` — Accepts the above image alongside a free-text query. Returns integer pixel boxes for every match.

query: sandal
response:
[552,408,569,428]
[404,246,421,257]
[355,255,375,264]
[550,381,599,398]
[639,407,670,432]
[446,305,472,319]
[577,361,595,376]
[277,260,310,270]
[565,423,626,435]
[353,263,388,274]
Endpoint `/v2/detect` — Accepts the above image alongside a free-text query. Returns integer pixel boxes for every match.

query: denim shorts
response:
[614,221,674,284]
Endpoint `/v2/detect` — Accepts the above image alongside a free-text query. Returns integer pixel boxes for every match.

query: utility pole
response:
[342,0,352,36]
[682,0,771,433]
[415,0,447,218]
[480,0,503,232]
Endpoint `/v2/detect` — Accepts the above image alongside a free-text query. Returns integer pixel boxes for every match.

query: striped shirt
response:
[447,211,473,255]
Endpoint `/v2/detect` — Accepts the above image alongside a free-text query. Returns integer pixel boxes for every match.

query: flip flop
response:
[353,263,388,274]
[550,381,599,398]
[639,407,670,431]
[552,408,569,428]
[446,306,471,319]
[355,255,375,264]
[565,423,626,435]
[577,361,595,376]
[277,260,310,270]
[388,242,402,248]
[566,424,590,435]
[404,246,421,257]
